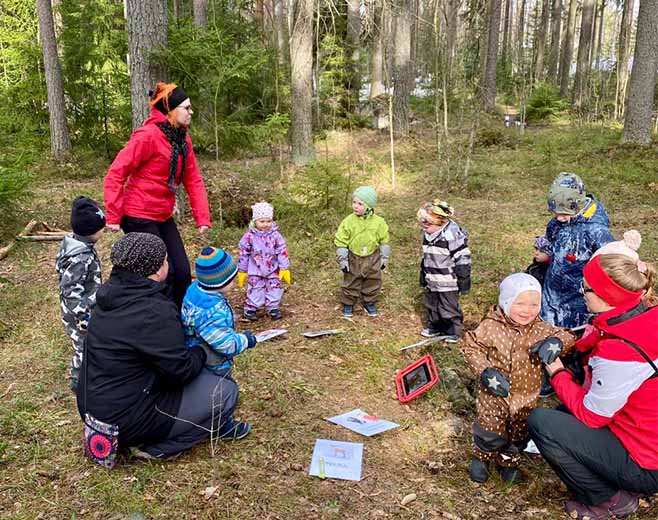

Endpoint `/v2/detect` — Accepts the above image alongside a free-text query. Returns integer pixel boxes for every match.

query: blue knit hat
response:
[353,186,377,209]
[195,247,238,289]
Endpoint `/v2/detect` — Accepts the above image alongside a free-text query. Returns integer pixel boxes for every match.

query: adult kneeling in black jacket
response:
[77,232,240,460]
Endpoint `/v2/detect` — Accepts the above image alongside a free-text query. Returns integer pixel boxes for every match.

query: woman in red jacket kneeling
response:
[104,82,211,307]
[528,243,658,520]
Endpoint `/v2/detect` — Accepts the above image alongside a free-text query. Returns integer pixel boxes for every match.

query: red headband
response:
[583,255,643,307]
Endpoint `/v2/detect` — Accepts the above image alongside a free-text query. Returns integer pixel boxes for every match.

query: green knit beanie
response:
[353,186,377,209]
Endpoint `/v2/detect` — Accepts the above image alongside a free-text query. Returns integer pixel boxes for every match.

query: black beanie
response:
[110,232,167,278]
[152,86,188,115]
[71,196,106,236]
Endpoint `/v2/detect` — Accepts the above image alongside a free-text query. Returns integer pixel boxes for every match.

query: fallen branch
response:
[16,234,67,242]
[0,220,38,260]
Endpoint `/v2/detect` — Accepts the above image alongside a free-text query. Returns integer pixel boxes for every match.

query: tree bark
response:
[615,0,636,119]
[501,0,512,68]
[369,0,385,99]
[444,0,459,86]
[393,0,413,134]
[193,0,208,28]
[36,0,71,158]
[125,0,168,130]
[559,0,577,96]
[573,0,595,107]
[345,0,361,113]
[534,0,550,82]
[594,0,604,70]
[172,0,182,19]
[482,0,502,112]
[621,0,658,144]
[290,0,315,164]
[547,0,562,80]
[518,0,527,73]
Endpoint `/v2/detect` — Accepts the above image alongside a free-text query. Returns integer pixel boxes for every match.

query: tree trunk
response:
[501,0,512,68]
[369,0,385,99]
[594,0,604,70]
[444,0,459,86]
[559,0,577,96]
[172,0,182,19]
[547,0,562,80]
[125,0,168,130]
[193,0,208,28]
[534,0,550,82]
[518,0,527,73]
[573,0,595,107]
[615,0,636,119]
[36,0,71,159]
[621,0,658,144]
[275,0,290,69]
[482,0,502,112]
[393,0,413,134]
[345,0,361,113]
[290,0,315,164]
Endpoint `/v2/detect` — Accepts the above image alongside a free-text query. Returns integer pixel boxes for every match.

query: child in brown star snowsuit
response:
[461,273,576,484]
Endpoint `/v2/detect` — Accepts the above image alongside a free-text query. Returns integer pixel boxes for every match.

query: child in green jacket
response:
[335,186,390,317]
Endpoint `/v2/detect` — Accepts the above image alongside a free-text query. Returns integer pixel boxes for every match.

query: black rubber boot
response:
[497,465,523,484]
[469,458,490,483]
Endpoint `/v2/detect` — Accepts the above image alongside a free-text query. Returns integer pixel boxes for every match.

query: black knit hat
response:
[110,232,167,278]
[71,196,106,236]
[152,85,188,115]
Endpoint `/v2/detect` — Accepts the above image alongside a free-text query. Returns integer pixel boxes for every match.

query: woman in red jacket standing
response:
[528,240,658,520]
[104,82,210,307]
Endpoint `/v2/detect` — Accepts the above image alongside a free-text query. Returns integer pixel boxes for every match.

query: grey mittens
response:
[481,367,511,398]
[531,337,564,364]
[336,247,349,273]
[379,244,391,270]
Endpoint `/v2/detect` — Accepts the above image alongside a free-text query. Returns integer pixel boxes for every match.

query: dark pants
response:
[121,216,191,308]
[341,251,382,305]
[143,369,239,457]
[424,290,463,336]
[528,407,658,506]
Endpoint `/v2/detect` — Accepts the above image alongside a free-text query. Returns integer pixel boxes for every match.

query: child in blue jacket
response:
[541,172,615,329]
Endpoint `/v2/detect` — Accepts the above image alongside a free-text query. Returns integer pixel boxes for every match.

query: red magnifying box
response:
[395,354,440,403]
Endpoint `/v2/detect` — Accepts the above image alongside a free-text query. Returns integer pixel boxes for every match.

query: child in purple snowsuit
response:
[237,202,291,321]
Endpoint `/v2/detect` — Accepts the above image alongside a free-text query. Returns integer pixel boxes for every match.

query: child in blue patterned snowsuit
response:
[541,172,615,329]
[182,247,257,376]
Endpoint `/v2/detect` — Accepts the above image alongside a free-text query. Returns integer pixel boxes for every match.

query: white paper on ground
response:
[326,408,399,437]
[524,439,540,454]
[309,439,363,481]
[302,329,342,338]
[254,328,288,343]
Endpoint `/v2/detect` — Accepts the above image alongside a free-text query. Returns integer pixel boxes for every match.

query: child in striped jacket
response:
[417,200,471,342]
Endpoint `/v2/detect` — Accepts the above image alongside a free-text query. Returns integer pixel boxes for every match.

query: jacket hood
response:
[248,222,280,236]
[142,108,168,127]
[96,267,165,311]
[56,234,94,265]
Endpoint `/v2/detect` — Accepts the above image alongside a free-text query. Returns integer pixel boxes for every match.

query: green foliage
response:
[476,127,519,148]
[525,83,569,122]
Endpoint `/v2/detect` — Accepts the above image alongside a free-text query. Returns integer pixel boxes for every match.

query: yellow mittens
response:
[237,271,247,288]
[278,269,291,285]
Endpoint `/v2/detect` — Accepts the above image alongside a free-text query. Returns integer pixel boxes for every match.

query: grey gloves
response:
[336,247,349,273]
[531,337,564,364]
[481,367,510,398]
[379,244,391,270]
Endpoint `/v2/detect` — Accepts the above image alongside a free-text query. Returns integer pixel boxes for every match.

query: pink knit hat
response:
[592,230,641,262]
[252,201,273,221]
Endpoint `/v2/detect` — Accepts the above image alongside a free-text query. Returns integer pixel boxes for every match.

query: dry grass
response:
[0,123,657,519]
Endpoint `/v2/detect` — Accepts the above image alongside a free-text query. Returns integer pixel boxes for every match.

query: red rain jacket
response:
[104,109,211,228]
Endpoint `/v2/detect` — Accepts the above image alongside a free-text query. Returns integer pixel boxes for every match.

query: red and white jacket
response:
[552,301,658,469]
[104,109,211,228]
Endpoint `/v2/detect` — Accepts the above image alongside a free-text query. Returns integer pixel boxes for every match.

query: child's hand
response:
[237,272,247,288]
[480,368,510,398]
[244,331,257,349]
[530,337,564,364]
[278,269,291,285]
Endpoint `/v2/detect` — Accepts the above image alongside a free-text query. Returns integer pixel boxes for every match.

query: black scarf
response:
[156,122,188,193]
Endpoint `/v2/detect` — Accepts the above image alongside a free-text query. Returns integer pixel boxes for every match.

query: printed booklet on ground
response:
[254,329,288,343]
[326,408,399,437]
[309,439,363,481]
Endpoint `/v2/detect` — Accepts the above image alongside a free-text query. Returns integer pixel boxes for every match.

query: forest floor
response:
[1,121,657,519]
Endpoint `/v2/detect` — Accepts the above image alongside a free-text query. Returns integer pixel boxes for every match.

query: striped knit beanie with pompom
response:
[195,247,238,290]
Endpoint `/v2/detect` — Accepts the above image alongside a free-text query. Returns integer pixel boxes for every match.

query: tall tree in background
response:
[290,0,315,164]
[369,0,385,99]
[501,0,512,69]
[573,0,595,107]
[392,0,413,134]
[193,0,208,28]
[36,0,71,158]
[621,0,658,144]
[345,0,361,113]
[534,0,550,82]
[615,0,635,119]
[125,0,168,130]
[482,0,502,112]
[518,0,527,72]
[559,0,577,96]
[547,0,562,80]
